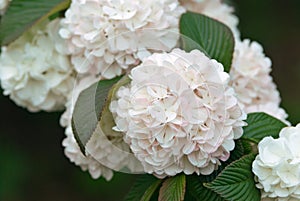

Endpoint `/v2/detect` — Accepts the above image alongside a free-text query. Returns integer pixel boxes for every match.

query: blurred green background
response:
[0,1,300,201]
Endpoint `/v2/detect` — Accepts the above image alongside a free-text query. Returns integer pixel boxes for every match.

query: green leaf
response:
[205,154,260,201]
[125,175,161,201]
[158,174,186,201]
[184,140,246,201]
[180,12,235,72]
[141,180,162,201]
[186,175,224,201]
[242,112,288,143]
[0,0,71,45]
[71,76,122,154]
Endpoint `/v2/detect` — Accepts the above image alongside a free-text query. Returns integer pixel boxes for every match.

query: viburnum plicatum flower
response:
[59,0,185,79]
[0,19,75,112]
[0,0,10,15]
[179,0,240,39]
[252,124,300,200]
[60,75,114,180]
[229,39,289,123]
[110,48,247,177]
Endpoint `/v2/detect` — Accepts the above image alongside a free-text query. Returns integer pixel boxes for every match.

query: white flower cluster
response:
[59,0,185,79]
[56,0,253,180]
[0,0,10,15]
[230,39,288,123]
[180,0,240,38]
[253,124,300,200]
[110,48,246,177]
[0,0,292,185]
[0,19,75,112]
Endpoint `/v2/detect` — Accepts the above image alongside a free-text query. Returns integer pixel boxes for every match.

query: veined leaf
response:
[141,180,162,201]
[186,175,224,201]
[71,76,122,154]
[0,0,71,45]
[125,175,161,201]
[158,174,186,201]
[180,12,235,72]
[242,112,288,143]
[184,140,248,201]
[205,154,260,201]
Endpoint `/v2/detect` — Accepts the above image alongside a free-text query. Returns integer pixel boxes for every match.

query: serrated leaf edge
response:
[203,154,259,201]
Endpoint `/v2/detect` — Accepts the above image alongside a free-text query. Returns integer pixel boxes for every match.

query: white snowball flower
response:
[110,48,247,177]
[59,0,185,79]
[179,0,240,39]
[60,75,114,180]
[229,39,289,123]
[0,0,10,15]
[0,19,75,112]
[252,124,300,200]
